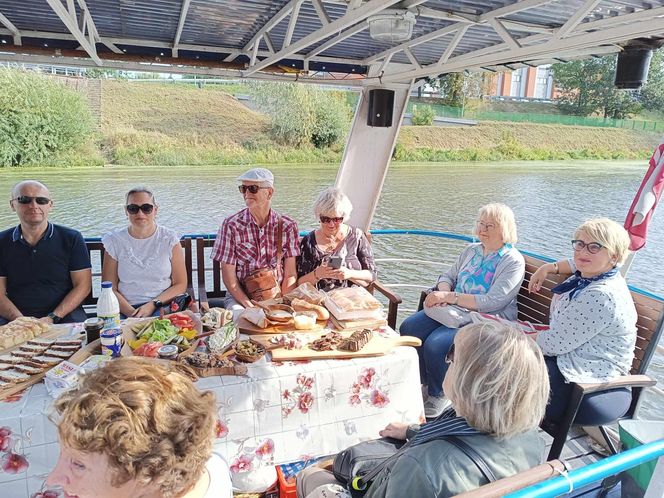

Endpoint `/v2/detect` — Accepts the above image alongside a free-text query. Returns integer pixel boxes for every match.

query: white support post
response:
[336,82,413,231]
[172,0,192,57]
[46,0,101,65]
[250,36,261,66]
[264,32,275,53]
[244,0,401,76]
[0,11,21,45]
[404,47,421,69]
[488,18,521,49]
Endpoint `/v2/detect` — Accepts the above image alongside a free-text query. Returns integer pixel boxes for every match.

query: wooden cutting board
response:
[251,331,421,361]
[237,317,327,335]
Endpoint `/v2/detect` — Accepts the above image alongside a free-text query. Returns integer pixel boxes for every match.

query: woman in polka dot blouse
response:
[528,218,637,424]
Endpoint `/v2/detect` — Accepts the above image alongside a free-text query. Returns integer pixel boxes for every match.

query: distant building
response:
[488,65,556,100]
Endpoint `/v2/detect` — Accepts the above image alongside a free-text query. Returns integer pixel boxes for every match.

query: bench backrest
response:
[83,238,194,307]
[519,254,664,376]
[195,237,226,300]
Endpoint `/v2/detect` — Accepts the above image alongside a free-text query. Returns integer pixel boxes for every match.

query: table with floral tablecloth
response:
[0,338,423,498]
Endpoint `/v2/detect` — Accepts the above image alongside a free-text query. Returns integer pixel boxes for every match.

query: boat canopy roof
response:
[0,0,663,85]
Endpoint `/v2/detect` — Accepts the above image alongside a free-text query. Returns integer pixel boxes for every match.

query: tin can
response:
[157,344,179,360]
[83,317,104,344]
[100,328,123,357]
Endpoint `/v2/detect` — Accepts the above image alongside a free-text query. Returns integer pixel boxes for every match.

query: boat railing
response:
[504,439,664,497]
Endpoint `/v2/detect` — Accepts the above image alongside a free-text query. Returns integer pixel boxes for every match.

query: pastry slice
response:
[28,338,56,347]
[31,356,62,366]
[14,364,45,375]
[44,350,74,359]
[11,350,36,359]
[0,370,31,383]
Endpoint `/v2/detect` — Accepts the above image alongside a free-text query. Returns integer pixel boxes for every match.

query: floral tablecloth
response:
[0,343,423,497]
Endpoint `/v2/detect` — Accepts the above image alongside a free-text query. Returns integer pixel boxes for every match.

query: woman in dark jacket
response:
[297,322,549,498]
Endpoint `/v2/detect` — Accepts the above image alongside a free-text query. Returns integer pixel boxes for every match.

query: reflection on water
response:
[1,161,662,418]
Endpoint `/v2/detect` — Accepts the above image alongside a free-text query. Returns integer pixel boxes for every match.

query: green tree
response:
[552,55,641,118]
[0,68,95,166]
[250,82,351,148]
[640,48,664,112]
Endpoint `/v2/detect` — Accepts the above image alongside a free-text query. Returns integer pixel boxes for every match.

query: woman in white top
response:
[528,218,637,424]
[102,187,187,318]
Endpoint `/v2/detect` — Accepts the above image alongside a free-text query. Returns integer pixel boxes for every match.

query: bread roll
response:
[290,298,330,321]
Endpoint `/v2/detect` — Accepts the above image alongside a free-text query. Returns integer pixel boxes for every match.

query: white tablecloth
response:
[0,343,423,497]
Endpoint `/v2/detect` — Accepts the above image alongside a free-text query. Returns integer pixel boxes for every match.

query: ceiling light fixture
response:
[367,9,416,43]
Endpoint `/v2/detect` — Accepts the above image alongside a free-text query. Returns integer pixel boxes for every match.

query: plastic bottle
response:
[97,281,121,330]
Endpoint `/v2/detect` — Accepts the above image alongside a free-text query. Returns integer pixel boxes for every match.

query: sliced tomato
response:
[133,341,163,358]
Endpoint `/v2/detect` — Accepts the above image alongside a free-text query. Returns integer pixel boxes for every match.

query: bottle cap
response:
[101,281,112,288]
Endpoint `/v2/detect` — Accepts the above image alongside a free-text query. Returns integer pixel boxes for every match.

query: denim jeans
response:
[399,310,459,397]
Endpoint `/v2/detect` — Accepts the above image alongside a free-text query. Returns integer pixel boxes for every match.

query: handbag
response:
[333,435,496,497]
[241,217,283,302]
[424,303,473,328]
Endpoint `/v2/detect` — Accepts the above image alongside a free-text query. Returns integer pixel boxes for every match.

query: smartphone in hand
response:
[328,256,343,269]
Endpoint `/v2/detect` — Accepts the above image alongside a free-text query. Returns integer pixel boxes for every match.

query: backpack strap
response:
[444,435,497,483]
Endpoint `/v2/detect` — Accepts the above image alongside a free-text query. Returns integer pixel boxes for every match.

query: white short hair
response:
[313,187,353,221]
[475,203,518,245]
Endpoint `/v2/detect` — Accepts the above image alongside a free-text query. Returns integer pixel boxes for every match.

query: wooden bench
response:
[416,253,663,461]
[83,238,196,314]
[194,236,402,329]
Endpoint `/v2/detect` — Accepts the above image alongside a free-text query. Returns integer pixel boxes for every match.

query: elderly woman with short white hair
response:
[529,218,637,425]
[297,187,376,292]
[297,322,549,498]
[401,203,525,418]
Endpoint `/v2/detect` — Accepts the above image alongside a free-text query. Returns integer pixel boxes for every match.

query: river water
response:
[1,161,663,418]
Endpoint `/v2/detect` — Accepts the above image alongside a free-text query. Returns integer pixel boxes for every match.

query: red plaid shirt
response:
[211,208,300,282]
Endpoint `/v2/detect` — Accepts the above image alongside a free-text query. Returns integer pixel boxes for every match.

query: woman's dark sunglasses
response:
[239,185,269,194]
[14,196,51,205]
[445,343,455,364]
[571,239,604,254]
[320,216,344,224]
[126,203,154,214]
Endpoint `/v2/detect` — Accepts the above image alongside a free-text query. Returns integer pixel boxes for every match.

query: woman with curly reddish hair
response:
[46,357,232,498]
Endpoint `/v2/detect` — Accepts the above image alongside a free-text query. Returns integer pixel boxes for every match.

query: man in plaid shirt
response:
[211,168,300,312]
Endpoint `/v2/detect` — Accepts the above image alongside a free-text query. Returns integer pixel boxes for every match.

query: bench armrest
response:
[371,281,402,305]
[576,374,657,394]
[370,281,402,330]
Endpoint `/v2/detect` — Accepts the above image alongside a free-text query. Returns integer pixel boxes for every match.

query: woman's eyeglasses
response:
[571,239,604,254]
[14,196,51,205]
[320,216,344,224]
[476,221,496,231]
[445,343,455,364]
[126,203,154,214]
[239,185,269,194]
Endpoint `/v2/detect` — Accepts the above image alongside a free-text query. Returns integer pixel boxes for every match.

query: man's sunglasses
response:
[571,239,604,254]
[320,216,344,224]
[239,185,269,194]
[13,196,51,205]
[126,203,154,214]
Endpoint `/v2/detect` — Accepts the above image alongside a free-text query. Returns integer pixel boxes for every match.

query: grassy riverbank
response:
[85,81,662,166]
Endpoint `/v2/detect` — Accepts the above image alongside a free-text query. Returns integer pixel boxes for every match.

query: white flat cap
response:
[236,167,274,186]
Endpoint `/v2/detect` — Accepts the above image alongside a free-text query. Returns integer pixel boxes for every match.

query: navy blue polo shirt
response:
[0,223,91,318]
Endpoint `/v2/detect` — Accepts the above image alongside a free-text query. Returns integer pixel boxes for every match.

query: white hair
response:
[313,187,353,221]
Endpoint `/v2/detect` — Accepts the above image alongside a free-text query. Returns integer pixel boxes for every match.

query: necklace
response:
[316,227,346,253]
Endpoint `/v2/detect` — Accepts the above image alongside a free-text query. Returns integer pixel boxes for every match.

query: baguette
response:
[290,298,330,321]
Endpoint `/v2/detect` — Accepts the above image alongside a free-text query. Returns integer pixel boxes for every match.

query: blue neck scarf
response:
[551,267,619,300]
[410,408,484,447]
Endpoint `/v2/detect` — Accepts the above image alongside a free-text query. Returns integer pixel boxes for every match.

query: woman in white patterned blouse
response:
[528,218,637,423]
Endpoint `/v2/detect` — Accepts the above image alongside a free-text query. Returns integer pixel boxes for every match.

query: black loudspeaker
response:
[367,89,395,127]
[614,47,653,90]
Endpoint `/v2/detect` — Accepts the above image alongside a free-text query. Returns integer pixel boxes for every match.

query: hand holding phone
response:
[328,256,343,269]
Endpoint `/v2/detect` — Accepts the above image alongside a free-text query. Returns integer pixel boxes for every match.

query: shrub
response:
[411,105,435,125]
[0,68,96,166]
[249,82,351,148]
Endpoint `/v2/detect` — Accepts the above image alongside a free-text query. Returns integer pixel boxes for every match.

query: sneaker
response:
[424,395,452,419]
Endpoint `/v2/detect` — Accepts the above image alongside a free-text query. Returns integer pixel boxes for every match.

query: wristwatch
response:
[452,292,460,305]
[153,299,163,309]
[47,312,62,324]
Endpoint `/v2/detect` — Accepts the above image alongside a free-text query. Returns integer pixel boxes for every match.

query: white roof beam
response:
[488,18,521,49]
[383,16,664,82]
[172,0,192,57]
[242,0,300,53]
[244,0,402,76]
[250,35,261,65]
[46,0,101,65]
[283,0,305,49]
[311,0,330,24]
[478,0,556,22]
[305,21,367,58]
[438,25,469,65]
[404,47,421,69]
[551,0,602,41]
[263,32,276,53]
[365,23,459,64]
[0,11,21,45]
